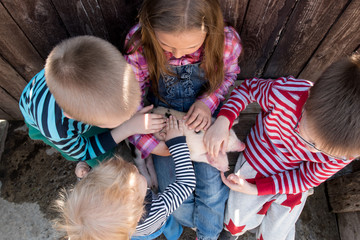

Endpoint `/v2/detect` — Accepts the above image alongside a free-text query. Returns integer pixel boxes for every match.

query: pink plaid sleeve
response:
[128,134,160,159]
[199,26,242,113]
[125,24,160,158]
[124,24,150,100]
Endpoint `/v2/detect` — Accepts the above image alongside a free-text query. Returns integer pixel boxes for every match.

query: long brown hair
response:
[125,0,225,97]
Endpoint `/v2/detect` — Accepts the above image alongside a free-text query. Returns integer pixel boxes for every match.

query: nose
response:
[172,49,184,58]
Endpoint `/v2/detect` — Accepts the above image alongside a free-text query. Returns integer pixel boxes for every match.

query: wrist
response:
[216,116,231,129]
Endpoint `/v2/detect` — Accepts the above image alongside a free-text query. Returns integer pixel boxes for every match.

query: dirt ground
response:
[0,121,196,239]
[0,121,343,240]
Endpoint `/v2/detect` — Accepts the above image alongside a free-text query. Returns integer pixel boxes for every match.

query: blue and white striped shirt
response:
[133,136,196,236]
[19,69,116,160]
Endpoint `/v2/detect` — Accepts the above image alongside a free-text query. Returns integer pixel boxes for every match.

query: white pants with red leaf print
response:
[224,154,309,240]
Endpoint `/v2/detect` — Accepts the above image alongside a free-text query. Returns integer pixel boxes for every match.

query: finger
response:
[228,174,242,185]
[221,172,232,187]
[187,116,202,130]
[195,119,207,132]
[169,115,175,129]
[184,105,195,120]
[178,119,184,132]
[149,118,167,126]
[139,105,153,113]
[213,143,220,158]
[148,113,165,120]
[221,138,229,155]
[166,118,170,131]
[173,116,179,129]
[203,118,212,131]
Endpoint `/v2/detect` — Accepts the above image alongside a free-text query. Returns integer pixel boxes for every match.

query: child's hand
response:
[75,161,90,179]
[221,172,258,195]
[165,115,184,141]
[204,116,230,157]
[128,105,166,135]
[184,100,211,132]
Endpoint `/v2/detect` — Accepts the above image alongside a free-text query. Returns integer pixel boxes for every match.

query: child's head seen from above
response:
[302,54,360,160]
[55,156,147,240]
[129,0,226,95]
[45,36,141,128]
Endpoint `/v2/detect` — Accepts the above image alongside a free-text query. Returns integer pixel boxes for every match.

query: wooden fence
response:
[0,0,359,120]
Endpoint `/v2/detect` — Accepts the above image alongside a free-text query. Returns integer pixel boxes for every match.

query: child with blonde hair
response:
[19,36,165,178]
[56,115,196,240]
[204,55,360,240]
[125,0,243,238]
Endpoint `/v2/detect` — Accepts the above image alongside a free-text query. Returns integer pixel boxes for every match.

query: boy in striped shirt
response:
[204,55,360,240]
[19,36,165,178]
[56,115,196,240]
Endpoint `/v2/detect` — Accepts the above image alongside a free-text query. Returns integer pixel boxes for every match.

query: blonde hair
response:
[45,36,141,126]
[54,156,145,240]
[125,0,225,97]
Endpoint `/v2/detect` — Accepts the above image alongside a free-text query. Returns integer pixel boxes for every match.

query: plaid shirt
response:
[125,24,242,158]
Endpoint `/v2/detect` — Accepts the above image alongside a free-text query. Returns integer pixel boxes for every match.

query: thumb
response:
[221,138,229,155]
[228,174,242,185]
[139,105,153,113]
[184,105,194,119]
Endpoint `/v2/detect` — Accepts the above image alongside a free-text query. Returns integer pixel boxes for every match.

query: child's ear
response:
[63,111,73,119]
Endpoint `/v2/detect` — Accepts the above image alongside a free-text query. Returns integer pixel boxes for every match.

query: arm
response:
[198,26,242,113]
[158,136,196,215]
[185,26,242,131]
[124,24,170,158]
[254,158,351,195]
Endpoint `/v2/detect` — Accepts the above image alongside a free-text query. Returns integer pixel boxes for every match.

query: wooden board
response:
[0,108,13,120]
[97,0,142,51]
[238,0,297,78]
[51,0,109,39]
[0,87,22,120]
[337,212,360,240]
[220,0,249,31]
[299,0,360,81]
[0,56,27,101]
[0,4,44,81]
[1,0,68,59]
[264,0,349,78]
[327,171,360,213]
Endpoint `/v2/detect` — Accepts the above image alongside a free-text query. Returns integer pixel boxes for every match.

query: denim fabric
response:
[147,63,206,112]
[149,63,229,240]
[131,215,183,240]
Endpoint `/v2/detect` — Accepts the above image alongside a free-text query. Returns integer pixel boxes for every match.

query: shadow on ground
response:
[0,121,341,240]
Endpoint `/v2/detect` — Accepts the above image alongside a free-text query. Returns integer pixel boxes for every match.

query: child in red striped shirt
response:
[204,54,360,240]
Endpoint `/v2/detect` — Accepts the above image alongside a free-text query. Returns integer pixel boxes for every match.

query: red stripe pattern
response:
[218,77,351,195]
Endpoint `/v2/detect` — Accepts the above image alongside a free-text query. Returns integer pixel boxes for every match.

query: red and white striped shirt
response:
[218,77,351,195]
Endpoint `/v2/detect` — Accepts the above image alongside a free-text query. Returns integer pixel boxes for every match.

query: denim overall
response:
[148,63,229,240]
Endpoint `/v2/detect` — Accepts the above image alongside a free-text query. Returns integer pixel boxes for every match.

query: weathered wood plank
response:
[0,87,22,120]
[0,108,13,120]
[52,0,109,39]
[238,0,297,78]
[0,3,44,81]
[327,171,360,213]
[0,56,27,101]
[97,0,142,51]
[299,0,360,81]
[220,0,249,31]
[337,212,360,240]
[1,0,68,59]
[226,80,262,114]
[264,0,348,78]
